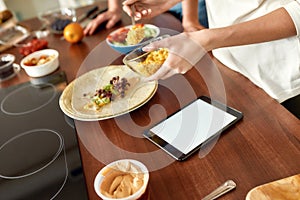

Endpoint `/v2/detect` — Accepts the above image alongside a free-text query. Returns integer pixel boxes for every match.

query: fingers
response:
[84,14,106,35]
[122,1,152,20]
[134,7,152,19]
[106,15,121,29]
[84,21,97,36]
[84,12,121,35]
[122,0,137,6]
[122,4,134,17]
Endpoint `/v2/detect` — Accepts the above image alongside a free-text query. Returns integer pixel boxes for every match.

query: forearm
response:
[108,0,122,12]
[196,7,297,51]
[182,0,199,24]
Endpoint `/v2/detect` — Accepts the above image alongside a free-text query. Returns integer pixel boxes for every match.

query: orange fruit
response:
[63,22,84,44]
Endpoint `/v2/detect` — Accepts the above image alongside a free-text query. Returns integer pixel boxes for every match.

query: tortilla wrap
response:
[59,65,157,120]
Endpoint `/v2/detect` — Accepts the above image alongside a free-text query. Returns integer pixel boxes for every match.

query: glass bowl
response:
[39,8,76,34]
[123,35,169,77]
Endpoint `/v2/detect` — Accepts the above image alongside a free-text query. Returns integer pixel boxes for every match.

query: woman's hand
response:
[122,0,181,21]
[143,33,207,81]
[84,9,121,35]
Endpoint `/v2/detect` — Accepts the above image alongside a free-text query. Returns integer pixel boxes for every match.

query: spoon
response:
[202,180,237,200]
[130,5,136,26]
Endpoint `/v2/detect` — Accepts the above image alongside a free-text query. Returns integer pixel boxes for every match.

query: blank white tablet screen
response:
[150,99,237,154]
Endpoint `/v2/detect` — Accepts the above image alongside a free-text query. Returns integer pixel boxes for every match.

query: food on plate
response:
[19,39,48,56]
[0,10,13,24]
[100,161,144,198]
[125,24,145,45]
[107,24,157,46]
[84,76,130,110]
[63,22,84,44]
[23,54,56,66]
[128,48,169,77]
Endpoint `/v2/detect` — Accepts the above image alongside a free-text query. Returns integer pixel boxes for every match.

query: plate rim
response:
[59,65,158,121]
[106,24,160,47]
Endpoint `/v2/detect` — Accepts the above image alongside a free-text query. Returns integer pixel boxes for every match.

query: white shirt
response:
[0,0,6,11]
[206,0,300,102]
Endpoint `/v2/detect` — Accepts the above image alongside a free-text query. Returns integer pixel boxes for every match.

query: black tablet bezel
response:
[143,96,243,161]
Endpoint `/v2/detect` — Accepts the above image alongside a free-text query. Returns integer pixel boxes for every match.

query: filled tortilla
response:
[65,65,157,119]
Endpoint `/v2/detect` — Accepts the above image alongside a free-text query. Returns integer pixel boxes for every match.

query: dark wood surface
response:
[1,3,299,200]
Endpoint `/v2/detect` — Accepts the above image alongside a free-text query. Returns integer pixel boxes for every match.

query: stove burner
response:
[0,129,68,200]
[0,72,88,199]
[0,83,56,115]
[0,129,64,179]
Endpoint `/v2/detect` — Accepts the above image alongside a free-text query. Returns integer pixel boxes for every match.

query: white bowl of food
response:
[94,159,149,200]
[20,49,59,77]
[106,24,160,54]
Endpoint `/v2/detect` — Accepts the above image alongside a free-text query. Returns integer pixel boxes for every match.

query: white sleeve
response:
[284,0,300,36]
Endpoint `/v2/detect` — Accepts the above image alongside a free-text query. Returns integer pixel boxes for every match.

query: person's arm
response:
[122,0,182,20]
[191,7,297,51]
[144,7,298,81]
[84,0,122,35]
[181,0,206,31]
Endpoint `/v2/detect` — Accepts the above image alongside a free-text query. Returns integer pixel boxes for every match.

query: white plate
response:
[59,65,157,121]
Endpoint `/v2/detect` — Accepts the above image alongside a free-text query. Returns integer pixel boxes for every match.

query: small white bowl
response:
[20,49,59,77]
[94,159,149,200]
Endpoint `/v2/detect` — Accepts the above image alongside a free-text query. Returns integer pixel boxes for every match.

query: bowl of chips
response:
[106,24,160,54]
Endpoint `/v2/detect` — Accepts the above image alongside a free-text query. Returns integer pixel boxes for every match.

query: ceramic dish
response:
[59,65,157,121]
[20,49,59,77]
[94,159,149,200]
[106,24,160,54]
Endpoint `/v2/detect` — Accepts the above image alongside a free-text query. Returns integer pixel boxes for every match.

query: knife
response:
[88,8,108,19]
[77,6,99,22]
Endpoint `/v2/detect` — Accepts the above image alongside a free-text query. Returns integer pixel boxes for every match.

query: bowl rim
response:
[123,34,170,62]
[38,7,76,20]
[38,7,77,34]
[0,54,15,69]
[94,159,149,200]
[106,24,160,48]
[20,49,59,68]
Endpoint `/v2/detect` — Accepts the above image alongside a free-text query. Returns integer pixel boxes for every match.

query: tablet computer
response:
[143,96,243,161]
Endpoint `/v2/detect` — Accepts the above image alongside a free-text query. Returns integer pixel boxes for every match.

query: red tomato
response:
[19,39,48,56]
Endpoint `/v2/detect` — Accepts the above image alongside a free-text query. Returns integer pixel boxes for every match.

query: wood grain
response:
[246,174,300,200]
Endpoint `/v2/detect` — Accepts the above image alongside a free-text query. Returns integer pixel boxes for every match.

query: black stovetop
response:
[0,72,88,200]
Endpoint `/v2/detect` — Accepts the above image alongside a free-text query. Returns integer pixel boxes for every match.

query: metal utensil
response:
[130,5,136,26]
[77,6,98,22]
[202,180,236,200]
[88,8,108,19]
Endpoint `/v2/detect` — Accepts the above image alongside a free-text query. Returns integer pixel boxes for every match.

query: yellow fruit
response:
[63,22,84,44]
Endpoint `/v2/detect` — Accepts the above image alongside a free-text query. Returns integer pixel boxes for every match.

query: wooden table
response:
[1,3,299,200]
